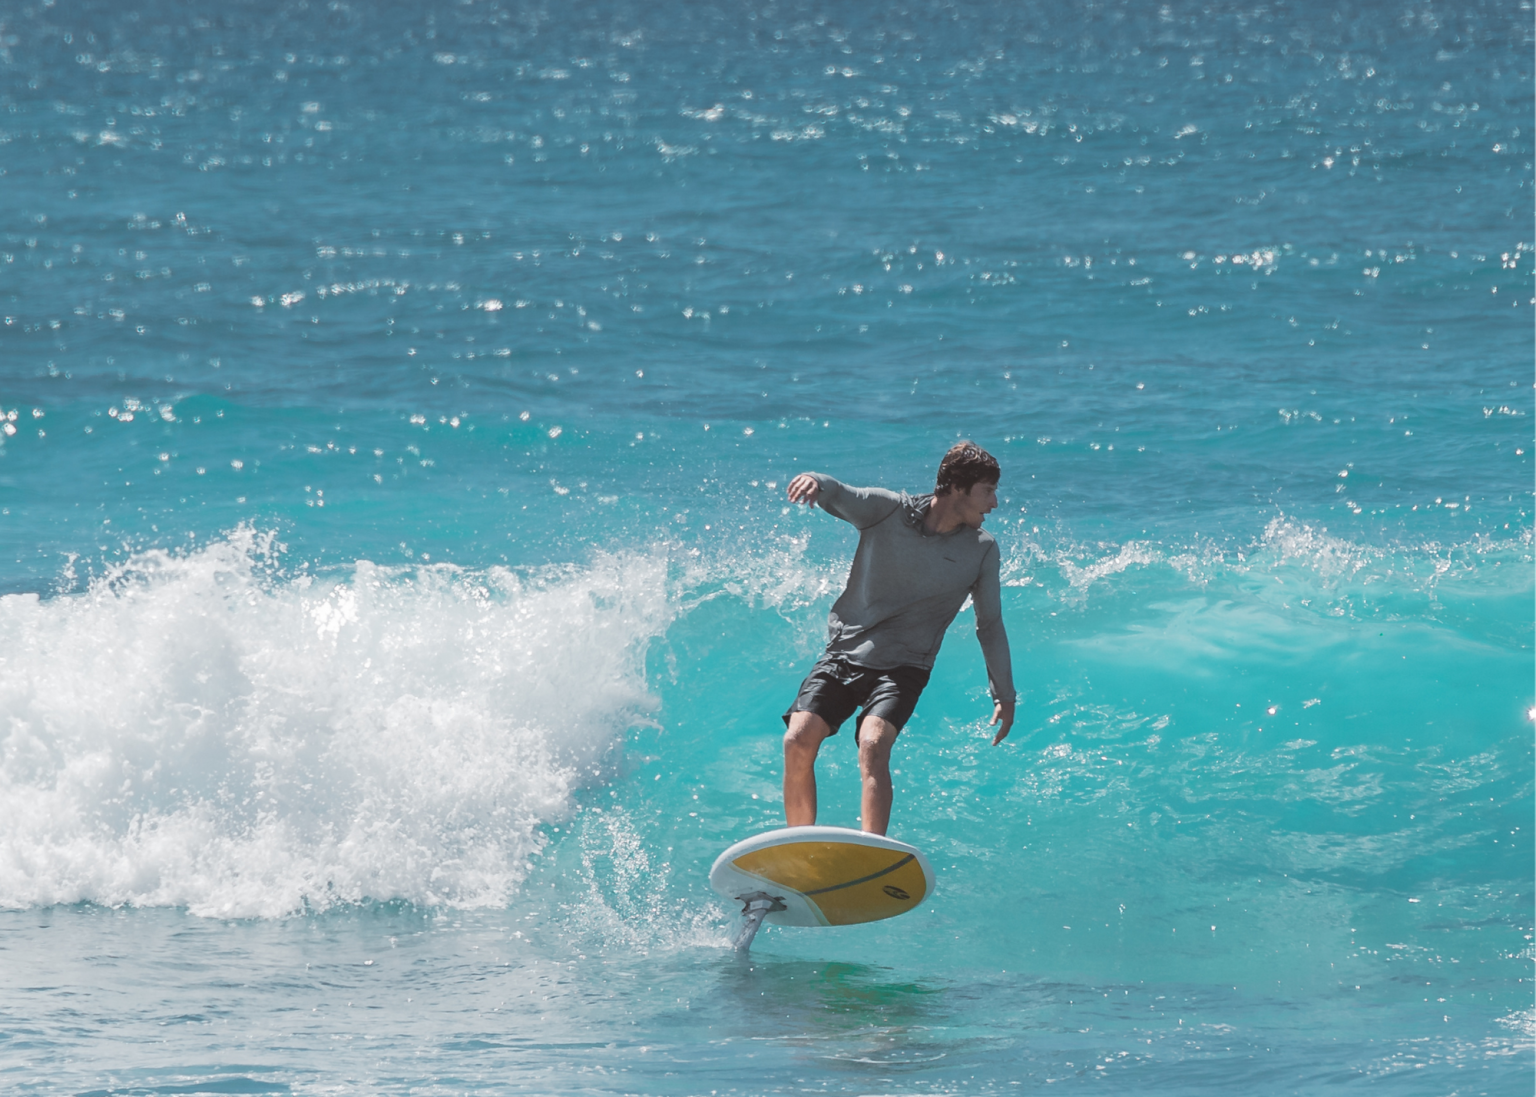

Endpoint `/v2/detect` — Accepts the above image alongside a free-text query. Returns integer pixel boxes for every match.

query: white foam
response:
[1056,540,1160,597]
[0,528,673,917]
[1018,515,1532,607]
[1255,515,1375,579]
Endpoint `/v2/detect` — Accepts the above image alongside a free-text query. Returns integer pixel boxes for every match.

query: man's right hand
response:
[786,473,821,506]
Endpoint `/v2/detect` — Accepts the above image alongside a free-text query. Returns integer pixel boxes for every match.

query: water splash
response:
[0,529,672,916]
[567,806,729,953]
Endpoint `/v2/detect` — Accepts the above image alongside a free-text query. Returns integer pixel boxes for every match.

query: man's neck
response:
[923,493,969,534]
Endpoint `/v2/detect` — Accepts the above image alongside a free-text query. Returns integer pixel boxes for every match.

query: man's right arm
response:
[787,473,902,529]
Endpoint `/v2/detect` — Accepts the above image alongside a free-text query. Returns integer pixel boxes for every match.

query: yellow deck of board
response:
[732,840,929,926]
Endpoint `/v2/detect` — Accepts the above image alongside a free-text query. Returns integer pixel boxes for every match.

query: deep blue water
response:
[0,1,1532,1093]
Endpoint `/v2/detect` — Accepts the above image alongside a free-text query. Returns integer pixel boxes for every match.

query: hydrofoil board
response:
[710,826,935,949]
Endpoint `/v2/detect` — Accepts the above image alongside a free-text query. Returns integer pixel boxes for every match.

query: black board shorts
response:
[783,656,931,740]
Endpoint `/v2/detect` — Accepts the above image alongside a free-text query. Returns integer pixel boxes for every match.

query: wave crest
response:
[0,528,672,917]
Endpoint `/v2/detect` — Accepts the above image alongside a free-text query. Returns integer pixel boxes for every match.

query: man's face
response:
[956,480,998,528]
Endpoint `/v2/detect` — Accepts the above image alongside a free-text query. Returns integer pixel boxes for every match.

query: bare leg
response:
[782,711,834,826]
[857,716,901,835]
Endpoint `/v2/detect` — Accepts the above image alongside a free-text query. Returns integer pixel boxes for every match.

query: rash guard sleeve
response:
[972,540,1017,704]
[807,473,904,530]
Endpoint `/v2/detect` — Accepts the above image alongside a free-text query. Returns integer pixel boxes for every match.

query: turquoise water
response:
[1,1,1532,1092]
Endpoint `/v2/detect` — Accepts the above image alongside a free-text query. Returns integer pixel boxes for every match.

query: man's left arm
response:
[973,541,1017,745]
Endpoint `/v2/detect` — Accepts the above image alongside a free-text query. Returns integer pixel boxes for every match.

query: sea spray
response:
[0,529,672,916]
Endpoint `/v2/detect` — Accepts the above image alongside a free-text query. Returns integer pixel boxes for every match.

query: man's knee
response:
[857,716,900,764]
[784,711,833,761]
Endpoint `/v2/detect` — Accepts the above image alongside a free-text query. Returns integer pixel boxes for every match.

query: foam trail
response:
[0,528,671,917]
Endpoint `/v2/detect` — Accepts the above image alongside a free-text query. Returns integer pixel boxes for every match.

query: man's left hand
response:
[990,699,1016,745]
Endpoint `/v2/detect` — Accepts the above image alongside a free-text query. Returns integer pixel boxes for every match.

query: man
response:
[781,440,1016,836]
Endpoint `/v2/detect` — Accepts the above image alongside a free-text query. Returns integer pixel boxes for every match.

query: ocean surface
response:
[1,1,1532,1093]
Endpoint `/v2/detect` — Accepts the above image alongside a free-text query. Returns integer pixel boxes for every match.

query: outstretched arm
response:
[785,473,903,529]
[973,541,1017,744]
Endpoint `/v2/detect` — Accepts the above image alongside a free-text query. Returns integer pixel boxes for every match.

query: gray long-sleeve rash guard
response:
[809,473,1016,705]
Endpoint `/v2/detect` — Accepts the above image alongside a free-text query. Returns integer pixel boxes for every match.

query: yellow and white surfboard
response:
[710,826,934,944]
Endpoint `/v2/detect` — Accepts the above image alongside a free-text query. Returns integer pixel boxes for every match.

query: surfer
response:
[781,441,1016,835]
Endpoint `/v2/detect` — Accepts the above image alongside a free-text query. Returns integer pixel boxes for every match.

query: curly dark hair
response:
[934,441,1000,496]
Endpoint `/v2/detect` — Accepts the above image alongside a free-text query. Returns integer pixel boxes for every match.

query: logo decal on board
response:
[882,885,911,901]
